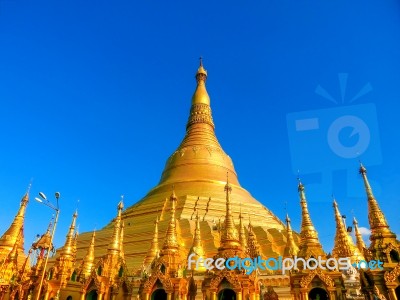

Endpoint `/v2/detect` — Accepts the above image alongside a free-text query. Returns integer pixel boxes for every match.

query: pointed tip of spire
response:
[170,186,177,201]
[118,202,124,210]
[359,161,367,174]
[196,56,207,77]
[191,58,210,106]
[285,213,291,223]
[224,172,232,193]
[297,177,305,192]
[353,216,358,225]
[333,199,338,207]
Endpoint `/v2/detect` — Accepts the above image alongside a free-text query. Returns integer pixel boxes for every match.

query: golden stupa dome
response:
[73,61,293,271]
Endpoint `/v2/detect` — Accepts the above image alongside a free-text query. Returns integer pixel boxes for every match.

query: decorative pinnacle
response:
[332,200,364,262]
[82,230,96,277]
[196,56,207,78]
[62,211,78,256]
[108,201,123,253]
[285,213,291,225]
[358,163,393,240]
[359,162,374,199]
[162,189,179,250]
[353,217,367,253]
[219,174,240,249]
[284,213,299,258]
[297,180,324,258]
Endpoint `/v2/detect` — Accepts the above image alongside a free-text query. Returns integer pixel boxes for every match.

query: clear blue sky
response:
[0,1,399,254]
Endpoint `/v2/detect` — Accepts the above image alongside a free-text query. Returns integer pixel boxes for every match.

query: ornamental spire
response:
[162,189,179,251]
[246,219,261,258]
[54,211,78,287]
[332,200,364,263]
[353,217,367,254]
[144,217,159,266]
[0,226,23,284]
[0,190,29,254]
[239,205,247,249]
[108,200,124,254]
[283,214,299,258]
[81,230,96,278]
[359,163,395,241]
[119,221,125,258]
[188,212,206,272]
[62,210,78,257]
[186,58,214,130]
[297,180,325,258]
[191,57,210,104]
[219,174,240,250]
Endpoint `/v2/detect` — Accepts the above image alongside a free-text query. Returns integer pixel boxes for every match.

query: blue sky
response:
[0,1,399,255]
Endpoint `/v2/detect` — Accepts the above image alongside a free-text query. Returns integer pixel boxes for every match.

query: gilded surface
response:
[299,269,335,288]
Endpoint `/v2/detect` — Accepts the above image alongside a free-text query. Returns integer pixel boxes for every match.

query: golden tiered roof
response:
[297,180,325,258]
[0,191,29,270]
[331,200,364,263]
[73,61,295,271]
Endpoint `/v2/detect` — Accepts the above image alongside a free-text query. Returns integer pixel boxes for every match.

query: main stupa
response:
[74,60,295,271]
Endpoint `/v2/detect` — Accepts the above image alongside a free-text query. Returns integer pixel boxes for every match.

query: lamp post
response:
[34,192,60,300]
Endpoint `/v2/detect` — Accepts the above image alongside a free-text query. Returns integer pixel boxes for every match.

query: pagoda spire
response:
[283,214,299,258]
[353,217,367,254]
[0,190,29,254]
[188,212,206,272]
[54,211,78,287]
[359,163,396,247]
[143,217,159,266]
[0,226,23,283]
[219,174,240,251]
[108,200,124,255]
[62,211,78,257]
[239,205,247,249]
[159,59,241,187]
[81,230,96,278]
[186,57,214,129]
[119,221,125,258]
[247,217,261,258]
[162,189,179,252]
[332,200,364,263]
[297,180,325,258]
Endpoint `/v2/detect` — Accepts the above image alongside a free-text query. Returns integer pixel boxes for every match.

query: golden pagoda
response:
[72,59,290,273]
[2,61,399,300]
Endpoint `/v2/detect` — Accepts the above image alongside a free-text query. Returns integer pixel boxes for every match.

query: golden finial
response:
[239,204,247,249]
[284,213,299,258]
[246,218,261,258]
[81,230,96,278]
[196,56,207,78]
[61,211,78,256]
[353,217,367,253]
[0,191,30,253]
[332,200,364,263]
[162,189,179,251]
[108,201,123,254]
[358,163,396,248]
[359,162,374,199]
[188,212,206,272]
[296,180,325,258]
[144,216,160,266]
[119,221,125,257]
[190,57,211,107]
[219,175,240,251]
